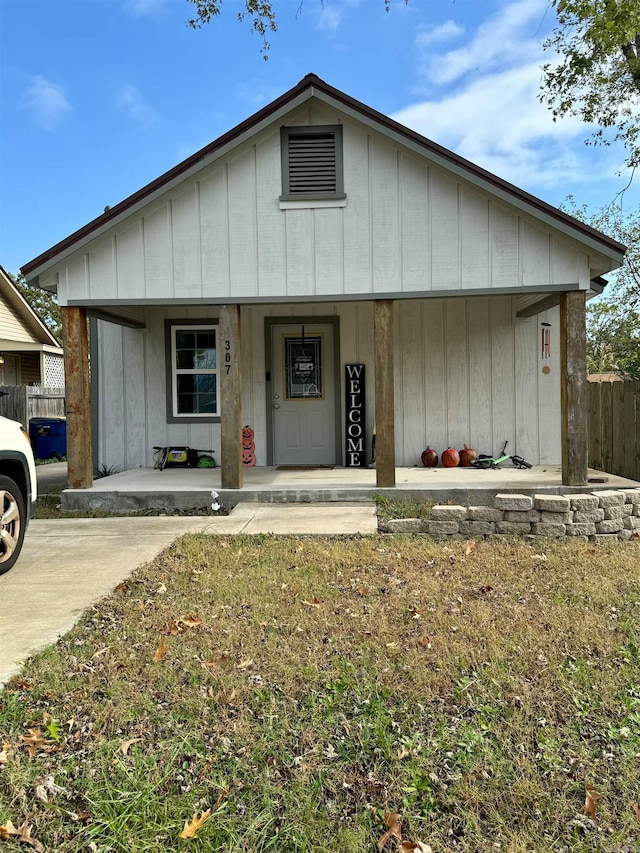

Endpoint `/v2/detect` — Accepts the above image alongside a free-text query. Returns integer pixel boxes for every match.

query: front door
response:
[271,323,336,465]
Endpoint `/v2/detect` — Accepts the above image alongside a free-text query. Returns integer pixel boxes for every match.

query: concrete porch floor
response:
[61,464,640,512]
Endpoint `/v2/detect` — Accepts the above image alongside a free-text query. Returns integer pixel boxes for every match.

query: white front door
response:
[271,323,336,465]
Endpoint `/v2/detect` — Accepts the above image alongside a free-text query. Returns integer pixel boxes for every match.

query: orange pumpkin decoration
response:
[441,447,460,468]
[459,444,478,467]
[421,446,438,467]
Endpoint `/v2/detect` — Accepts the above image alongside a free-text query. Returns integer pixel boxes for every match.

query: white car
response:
[0,415,37,575]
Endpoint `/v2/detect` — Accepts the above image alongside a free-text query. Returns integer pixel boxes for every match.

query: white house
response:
[0,265,64,388]
[21,74,625,491]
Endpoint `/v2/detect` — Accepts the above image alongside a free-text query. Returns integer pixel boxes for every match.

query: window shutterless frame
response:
[165,320,220,423]
[280,125,345,201]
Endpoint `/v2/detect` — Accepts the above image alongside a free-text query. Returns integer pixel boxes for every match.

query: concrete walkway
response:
[35,460,68,493]
[0,502,376,685]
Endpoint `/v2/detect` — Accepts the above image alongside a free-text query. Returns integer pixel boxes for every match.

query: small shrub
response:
[94,463,121,479]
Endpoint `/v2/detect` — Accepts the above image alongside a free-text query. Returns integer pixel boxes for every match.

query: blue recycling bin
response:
[29,417,67,460]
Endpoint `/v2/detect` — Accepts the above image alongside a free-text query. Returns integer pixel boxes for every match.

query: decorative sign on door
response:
[345,364,366,467]
[284,335,323,399]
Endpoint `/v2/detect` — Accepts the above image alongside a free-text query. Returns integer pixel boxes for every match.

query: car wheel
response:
[0,475,26,576]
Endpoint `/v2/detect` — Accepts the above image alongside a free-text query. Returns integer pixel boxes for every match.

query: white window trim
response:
[279,197,347,210]
[170,324,219,419]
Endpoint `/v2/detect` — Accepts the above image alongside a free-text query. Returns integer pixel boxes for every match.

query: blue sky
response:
[1,0,636,276]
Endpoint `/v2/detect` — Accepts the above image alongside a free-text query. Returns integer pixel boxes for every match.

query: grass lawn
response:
[1,535,639,852]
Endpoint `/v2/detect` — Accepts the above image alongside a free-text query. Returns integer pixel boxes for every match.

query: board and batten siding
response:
[94,297,560,471]
[53,106,590,306]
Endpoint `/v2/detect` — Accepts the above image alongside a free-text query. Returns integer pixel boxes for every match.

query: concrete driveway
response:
[0,503,376,685]
[0,516,214,685]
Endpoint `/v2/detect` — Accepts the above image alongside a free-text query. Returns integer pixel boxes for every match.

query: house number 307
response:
[224,339,231,374]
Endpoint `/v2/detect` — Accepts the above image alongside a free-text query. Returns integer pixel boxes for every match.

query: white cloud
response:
[394,62,593,188]
[415,20,464,48]
[421,0,548,87]
[316,6,344,33]
[23,76,72,130]
[125,0,167,17]
[117,84,159,126]
[234,81,283,108]
[395,0,621,196]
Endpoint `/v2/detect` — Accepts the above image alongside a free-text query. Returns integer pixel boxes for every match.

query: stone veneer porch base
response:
[382,489,640,543]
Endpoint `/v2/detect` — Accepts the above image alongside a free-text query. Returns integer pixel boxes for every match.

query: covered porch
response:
[61,290,592,499]
[59,461,639,513]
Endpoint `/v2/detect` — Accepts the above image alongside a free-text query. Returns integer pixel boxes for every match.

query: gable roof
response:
[21,73,626,280]
[0,265,62,348]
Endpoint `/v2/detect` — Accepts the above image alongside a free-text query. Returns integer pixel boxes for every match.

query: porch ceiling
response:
[86,306,146,328]
[515,277,606,318]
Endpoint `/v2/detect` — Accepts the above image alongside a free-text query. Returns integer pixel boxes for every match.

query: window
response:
[280,125,345,201]
[283,334,324,399]
[167,323,219,421]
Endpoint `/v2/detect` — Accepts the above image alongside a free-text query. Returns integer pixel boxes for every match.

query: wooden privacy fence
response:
[0,386,65,428]
[589,379,640,482]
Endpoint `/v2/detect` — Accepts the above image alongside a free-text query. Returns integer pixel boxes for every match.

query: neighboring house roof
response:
[0,265,62,352]
[21,73,626,280]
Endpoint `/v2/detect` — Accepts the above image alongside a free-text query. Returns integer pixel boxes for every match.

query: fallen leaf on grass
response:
[302,597,323,608]
[356,585,369,597]
[178,614,202,628]
[464,541,476,556]
[0,742,11,764]
[119,738,142,755]
[153,636,168,662]
[18,729,45,758]
[417,637,432,649]
[236,657,254,670]
[0,820,44,851]
[214,787,229,809]
[67,809,93,824]
[34,786,48,803]
[91,645,110,659]
[34,776,65,803]
[179,809,211,839]
[401,842,433,853]
[202,653,232,672]
[168,615,203,634]
[584,783,602,822]
[633,803,640,822]
[378,812,402,851]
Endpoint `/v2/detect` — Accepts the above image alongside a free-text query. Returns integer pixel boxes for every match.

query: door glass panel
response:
[284,335,323,399]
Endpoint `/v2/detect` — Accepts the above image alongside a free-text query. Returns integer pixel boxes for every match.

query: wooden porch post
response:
[560,290,588,486]
[62,306,93,488]
[219,304,242,489]
[374,299,396,488]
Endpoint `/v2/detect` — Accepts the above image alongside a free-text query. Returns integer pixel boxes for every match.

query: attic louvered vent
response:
[280,125,345,201]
